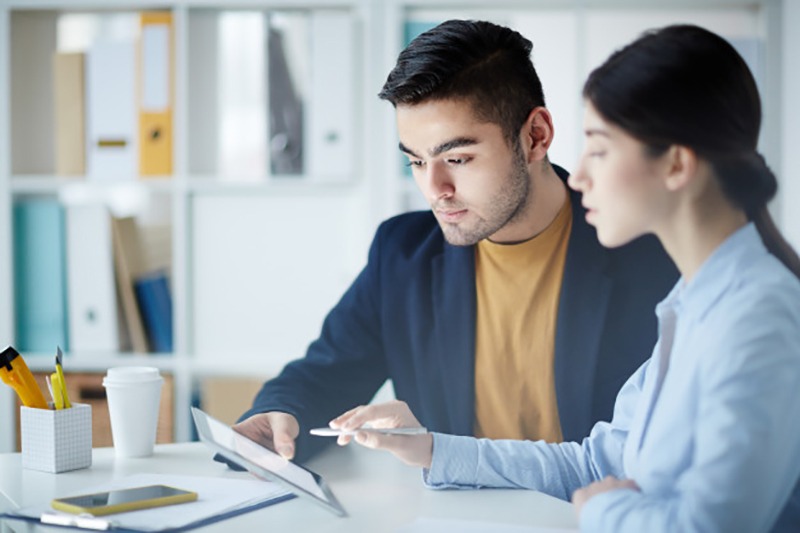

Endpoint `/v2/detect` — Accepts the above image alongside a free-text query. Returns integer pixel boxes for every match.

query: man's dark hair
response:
[379,19,546,143]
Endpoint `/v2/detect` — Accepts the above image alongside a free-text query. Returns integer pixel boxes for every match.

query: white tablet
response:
[191,407,347,517]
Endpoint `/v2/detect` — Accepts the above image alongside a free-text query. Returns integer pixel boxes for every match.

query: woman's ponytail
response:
[714,152,800,279]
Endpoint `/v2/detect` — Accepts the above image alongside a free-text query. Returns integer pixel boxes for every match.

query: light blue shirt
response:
[425,224,800,532]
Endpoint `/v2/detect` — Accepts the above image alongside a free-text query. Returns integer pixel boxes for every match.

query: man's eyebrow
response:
[399,142,420,159]
[398,137,479,159]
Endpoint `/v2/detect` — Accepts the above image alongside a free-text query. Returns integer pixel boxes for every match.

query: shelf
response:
[186,176,360,196]
[10,176,176,194]
[1,2,176,11]
[9,176,365,196]
[23,352,183,374]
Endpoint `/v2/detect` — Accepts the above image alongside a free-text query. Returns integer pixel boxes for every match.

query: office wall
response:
[190,193,365,373]
[781,1,800,251]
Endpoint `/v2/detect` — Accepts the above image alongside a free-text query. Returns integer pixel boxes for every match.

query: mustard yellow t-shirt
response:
[473,199,572,442]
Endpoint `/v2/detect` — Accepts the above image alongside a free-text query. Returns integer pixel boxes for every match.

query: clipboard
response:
[0,473,294,532]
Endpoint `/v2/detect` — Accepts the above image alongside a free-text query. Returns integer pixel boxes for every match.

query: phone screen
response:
[58,485,188,508]
[52,484,197,516]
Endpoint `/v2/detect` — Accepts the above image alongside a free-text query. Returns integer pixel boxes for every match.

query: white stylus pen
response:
[309,427,428,437]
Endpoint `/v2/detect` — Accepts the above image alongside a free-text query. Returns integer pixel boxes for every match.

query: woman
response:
[327,25,800,532]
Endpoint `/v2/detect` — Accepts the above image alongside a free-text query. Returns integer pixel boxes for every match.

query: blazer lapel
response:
[432,242,477,436]
[554,190,612,440]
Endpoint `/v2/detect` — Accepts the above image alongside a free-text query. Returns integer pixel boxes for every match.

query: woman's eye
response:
[405,160,424,168]
[447,157,470,165]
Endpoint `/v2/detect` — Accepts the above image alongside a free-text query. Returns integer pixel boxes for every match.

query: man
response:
[230,19,677,463]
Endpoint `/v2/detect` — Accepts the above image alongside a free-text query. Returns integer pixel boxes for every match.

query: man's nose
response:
[425,162,455,200]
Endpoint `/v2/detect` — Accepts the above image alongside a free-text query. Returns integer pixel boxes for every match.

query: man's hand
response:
[329,400,433,469]
[572,476,640,516]
[233,412,300,460]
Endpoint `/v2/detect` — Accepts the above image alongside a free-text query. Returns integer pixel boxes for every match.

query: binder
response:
[267,25,304,175]
[12,200,69,353]
[139,11,173,176]
[306,11,354,182]
[65,203,120,352]
[134,270,173,353]
[53,52,85,176]
[85,41,137,180]
[111,216,150,353]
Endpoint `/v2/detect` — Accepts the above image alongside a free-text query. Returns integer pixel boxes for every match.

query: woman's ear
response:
[521,107,554,162]
[663,145,698,192]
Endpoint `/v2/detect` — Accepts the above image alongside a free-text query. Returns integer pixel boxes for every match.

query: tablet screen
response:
[191,407,346,516]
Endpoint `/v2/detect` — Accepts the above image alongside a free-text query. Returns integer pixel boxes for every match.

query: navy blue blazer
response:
[241,170,678,463]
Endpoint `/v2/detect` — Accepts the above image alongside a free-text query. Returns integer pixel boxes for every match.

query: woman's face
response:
[568,102,673,248]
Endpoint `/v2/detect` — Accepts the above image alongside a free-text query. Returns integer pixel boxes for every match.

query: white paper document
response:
[13,473,291,531]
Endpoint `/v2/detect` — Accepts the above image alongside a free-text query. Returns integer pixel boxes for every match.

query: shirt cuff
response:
[423,433,480,489]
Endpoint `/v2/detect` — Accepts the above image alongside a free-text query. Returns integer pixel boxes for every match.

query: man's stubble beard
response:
[438,143,532,246]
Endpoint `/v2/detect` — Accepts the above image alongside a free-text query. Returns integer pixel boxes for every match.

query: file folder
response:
[306,11,355,182]
[111,216,150,353]
[53,52,85,176]
[12,200,70,352]
[139,11,173,177]
[85,41,137,180]
[66,203,120,352]
[134,270,173,353]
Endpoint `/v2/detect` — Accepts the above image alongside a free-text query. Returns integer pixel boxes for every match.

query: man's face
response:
[396,99,532,246]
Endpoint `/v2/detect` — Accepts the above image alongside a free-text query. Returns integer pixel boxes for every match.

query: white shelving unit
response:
[1,0,797,453]
[0,0,382,451]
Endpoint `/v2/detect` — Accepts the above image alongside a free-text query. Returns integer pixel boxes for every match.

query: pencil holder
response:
[20,403,92,473]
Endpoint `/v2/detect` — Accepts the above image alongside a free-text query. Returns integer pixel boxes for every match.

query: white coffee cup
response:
[102,366,163,458]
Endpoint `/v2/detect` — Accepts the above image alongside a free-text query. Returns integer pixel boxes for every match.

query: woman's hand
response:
[572,476,640,516]
[329,400,433,468]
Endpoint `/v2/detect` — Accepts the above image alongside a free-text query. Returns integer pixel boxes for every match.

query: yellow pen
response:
[55,346,71,409]
[0,346,49,409]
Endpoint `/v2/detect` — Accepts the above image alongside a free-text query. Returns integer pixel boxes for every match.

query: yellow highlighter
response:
[0,346,49,409]
[55,346,71,409]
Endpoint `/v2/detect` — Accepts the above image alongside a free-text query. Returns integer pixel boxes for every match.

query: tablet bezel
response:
[191,407,347,517]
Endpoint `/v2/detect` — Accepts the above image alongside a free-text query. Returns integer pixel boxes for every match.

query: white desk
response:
[0,443,578,532]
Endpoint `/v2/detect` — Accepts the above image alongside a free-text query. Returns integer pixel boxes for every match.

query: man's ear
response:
[521,107,554,162]
[663,145,698,192]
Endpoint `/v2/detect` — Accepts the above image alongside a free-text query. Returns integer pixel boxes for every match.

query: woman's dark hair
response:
[379,19,546,144]
[584,24,800,278]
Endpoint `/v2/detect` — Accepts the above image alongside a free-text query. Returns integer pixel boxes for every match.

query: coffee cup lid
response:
[103,366,162,386]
